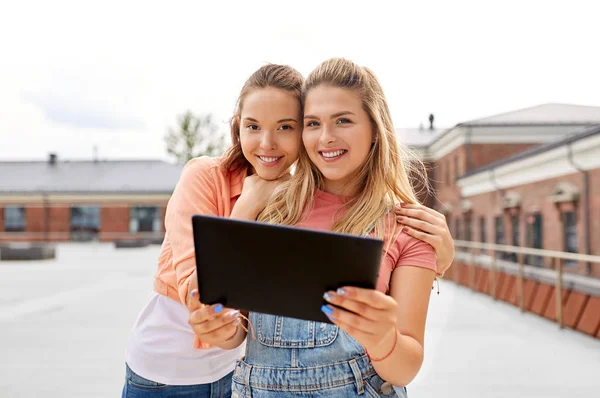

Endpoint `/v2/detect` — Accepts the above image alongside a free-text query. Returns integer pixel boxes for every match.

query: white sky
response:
[1,0,599,161]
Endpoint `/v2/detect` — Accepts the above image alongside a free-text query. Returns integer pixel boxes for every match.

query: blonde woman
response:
[189,58,449,397]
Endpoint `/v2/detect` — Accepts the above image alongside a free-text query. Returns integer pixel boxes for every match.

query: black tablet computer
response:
[192,215,383,323]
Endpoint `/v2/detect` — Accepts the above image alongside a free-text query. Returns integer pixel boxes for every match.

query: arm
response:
[166,157,220,306]
[322,231,436,386]
[369,267,434,385]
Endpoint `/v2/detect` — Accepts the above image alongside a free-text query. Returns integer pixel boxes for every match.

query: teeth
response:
[321,150,346,158]
[259,156,280,163]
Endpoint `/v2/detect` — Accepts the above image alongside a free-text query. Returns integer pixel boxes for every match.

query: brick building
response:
[400,103,600,274]
[0,156,182,242]
[399,103,600,339]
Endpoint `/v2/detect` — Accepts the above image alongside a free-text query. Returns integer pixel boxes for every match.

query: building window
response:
[4,206,26,232]
[71,206,100,241]
[130,206,161,233]
[480,216,487,243]
[510,214,520,262]
[464,215,472,241]
[454,156,459,180]
[563,211,578,267]
[526,213,543,267]
[455,218,461,240]
[495,216,505,259]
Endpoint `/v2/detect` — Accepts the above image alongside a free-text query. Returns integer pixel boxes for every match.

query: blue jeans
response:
[232,313,407,397]
[122,363,233,398]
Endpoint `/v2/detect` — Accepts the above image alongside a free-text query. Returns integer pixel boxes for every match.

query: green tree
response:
[165,111,226,163]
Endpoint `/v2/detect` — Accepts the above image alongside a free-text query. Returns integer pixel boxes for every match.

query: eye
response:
[246,124,260,131]
[305,120,320,128]
[278,124,293,131]
[336,118,352,124]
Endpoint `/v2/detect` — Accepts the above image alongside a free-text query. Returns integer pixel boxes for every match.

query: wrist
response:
[231,195,263,220]
[366,327,398,361]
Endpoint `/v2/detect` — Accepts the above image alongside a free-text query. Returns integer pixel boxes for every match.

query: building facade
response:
[0,157,182,242]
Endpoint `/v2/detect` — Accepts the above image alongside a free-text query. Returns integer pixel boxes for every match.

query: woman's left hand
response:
[322,287,398,355]
[395,203,454,276]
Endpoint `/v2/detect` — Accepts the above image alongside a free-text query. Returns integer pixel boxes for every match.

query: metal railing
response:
[450,240,600,329]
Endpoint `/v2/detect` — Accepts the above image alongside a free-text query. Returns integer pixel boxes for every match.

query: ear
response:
[371,123,378,144]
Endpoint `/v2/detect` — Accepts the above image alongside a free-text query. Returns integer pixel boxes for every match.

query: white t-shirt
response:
[126,291,245,385]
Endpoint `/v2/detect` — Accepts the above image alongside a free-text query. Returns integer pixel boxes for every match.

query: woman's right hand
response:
[188,289,244,347]
[232,173,290,219]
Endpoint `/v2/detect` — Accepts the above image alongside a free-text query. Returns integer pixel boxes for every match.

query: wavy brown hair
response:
[220,64,304,174]
[258,58,430,239]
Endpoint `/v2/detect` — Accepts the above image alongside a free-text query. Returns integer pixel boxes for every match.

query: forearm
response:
[370,332,424,387]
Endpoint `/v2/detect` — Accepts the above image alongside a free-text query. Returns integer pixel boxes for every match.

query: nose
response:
[259,130,277,151]
[318,123,336,145]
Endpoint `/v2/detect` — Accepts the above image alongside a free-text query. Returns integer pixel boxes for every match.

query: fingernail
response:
[229,310,240,318]
[233,318,241,325]
[214,304,223,313]
[321,305,334,315]
[397,216,405,221]
[190,290,196,298]
[323,292,333,301]
[336,288,346,296]
[326,314,336,322]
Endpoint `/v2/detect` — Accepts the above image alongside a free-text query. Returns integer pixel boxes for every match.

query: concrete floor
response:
[1,244,598,397]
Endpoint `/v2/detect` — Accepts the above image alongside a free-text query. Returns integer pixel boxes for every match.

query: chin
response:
[255,167,285,181]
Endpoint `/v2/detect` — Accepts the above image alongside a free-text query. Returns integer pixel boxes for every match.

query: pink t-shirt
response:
[296,189,437,293]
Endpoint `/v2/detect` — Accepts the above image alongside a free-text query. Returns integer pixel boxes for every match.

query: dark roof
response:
[0,159,183,194]
[459,124,600,179]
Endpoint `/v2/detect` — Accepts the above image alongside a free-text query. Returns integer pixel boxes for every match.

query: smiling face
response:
[239,87,302,180]
[302,85,374,195]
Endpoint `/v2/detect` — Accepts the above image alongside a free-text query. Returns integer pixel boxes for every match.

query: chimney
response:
[49,153,58,166]
[429,113,435,130]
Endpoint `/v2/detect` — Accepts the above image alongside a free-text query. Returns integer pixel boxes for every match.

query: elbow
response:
[387,343,424,387]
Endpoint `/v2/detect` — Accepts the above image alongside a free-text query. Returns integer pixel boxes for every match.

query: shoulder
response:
[182,156,221,175]
[179,156,230,184]
[383,213,436,271]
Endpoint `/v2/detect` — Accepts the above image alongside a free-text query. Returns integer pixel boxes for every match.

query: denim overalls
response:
[231,312,408,397]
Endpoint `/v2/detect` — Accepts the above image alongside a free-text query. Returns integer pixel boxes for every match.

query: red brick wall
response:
[49,206,70,234]
[25,206,45,233]
[590,168,600,259]
[0,202,168,243]
[466,170,598,276]
[468,143,539,171]
[433,143,541,233]
[100,206,131,241]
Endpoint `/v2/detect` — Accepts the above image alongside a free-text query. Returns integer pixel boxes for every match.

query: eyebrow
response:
[243,117,298,123]
[304,111,355,120]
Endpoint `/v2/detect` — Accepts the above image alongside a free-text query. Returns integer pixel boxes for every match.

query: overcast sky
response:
[1,0,599,162]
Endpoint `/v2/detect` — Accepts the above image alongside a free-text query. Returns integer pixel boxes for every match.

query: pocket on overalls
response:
[363,373,407,398]
[255,313,338,348]
[231,379,251,398]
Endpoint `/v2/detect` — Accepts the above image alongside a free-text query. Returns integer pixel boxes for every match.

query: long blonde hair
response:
[258,58,429,239]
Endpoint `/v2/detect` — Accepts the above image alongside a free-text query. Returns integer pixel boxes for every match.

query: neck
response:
[322,178,360,197]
